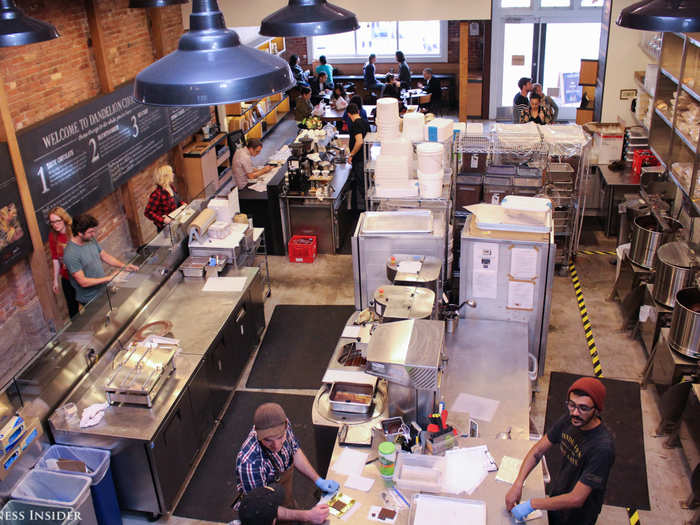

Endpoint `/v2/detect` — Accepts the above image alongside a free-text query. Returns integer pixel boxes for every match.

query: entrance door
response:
[491,0,603,121]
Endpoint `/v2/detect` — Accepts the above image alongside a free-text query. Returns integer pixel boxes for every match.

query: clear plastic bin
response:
[0,499,80,525]
[393,452,444,493]
[11,470,97,525]
[35,445,120,525]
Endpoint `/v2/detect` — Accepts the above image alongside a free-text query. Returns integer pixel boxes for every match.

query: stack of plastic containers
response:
[416,142,445,198]
[402,111,425,142]
[374,155,417,198]
[375,98,400,140]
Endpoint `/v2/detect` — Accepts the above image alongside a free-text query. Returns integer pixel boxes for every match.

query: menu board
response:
[17,82,211,239]
[0,143,32,274]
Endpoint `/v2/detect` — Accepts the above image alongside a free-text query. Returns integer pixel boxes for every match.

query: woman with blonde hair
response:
[48,206,79,318]
[144,164,185,231]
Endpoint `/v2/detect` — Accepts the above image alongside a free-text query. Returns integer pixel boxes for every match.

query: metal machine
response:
[364,319,445,428]
[459,213,555,376]
[286,141,311,194]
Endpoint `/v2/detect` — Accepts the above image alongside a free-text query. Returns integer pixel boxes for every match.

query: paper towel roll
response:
[189,208,216,238]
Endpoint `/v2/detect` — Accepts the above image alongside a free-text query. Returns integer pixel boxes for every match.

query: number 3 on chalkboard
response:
[88,138,100,164]
[38,166,49,194]
[131,115,139,138]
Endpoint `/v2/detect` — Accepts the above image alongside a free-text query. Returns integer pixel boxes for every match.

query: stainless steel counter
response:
[50,266,259,444]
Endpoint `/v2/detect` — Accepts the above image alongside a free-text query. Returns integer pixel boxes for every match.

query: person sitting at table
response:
[231,138,274,190]
[289,54,308,87]
[330,85,349,110]
[144,164,186,232]
[342,95,368,132]
[417,68,441,114]
[294,86,314,124]
[395,50,411,89]
[315,55,334,86]
[381,73,402,100]
[363,53,383,90]
[310,71,332,104]
[520,92,552,125]
[236,403,335,524]
[532,82,559,123]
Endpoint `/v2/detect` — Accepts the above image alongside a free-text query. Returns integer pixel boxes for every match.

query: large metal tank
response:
[629,215,682,269]
[669,287,700,359]
[653,242,695,308]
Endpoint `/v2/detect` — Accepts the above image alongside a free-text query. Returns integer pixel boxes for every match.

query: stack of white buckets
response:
[375,98,401,140]
[416,142,445,198]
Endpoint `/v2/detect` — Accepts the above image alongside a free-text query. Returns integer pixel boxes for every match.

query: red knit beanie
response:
[568,377,606,411]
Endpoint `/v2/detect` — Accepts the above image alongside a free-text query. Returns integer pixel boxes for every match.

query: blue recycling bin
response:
[0,499,79,525]
[35,445,121,525]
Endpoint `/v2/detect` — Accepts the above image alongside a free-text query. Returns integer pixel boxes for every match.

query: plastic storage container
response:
[11,470,97,525]
[456,175,483,207]
[483,176,513,205]
[288,235,317,263]
[0,499,80,525]
[35,445,121,525]
[393,452,444,493]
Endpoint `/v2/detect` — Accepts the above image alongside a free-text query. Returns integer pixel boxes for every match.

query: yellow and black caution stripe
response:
[569,261,604,378]
[627,506,641,525]
[577,249,616,256]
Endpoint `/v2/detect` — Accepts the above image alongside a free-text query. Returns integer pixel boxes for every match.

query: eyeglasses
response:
[565,400,594,413]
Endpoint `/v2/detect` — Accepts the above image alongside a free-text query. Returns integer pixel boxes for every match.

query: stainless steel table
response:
[596,164,639,237]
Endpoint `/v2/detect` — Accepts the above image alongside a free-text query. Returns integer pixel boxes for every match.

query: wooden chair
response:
[418,93,432,114]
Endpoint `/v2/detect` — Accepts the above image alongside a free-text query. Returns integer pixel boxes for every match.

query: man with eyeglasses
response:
[506,377,615,525]
[235,403,337,524]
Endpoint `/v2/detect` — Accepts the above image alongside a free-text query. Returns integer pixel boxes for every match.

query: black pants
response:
[350,159,366,211]
[61,277,80,318]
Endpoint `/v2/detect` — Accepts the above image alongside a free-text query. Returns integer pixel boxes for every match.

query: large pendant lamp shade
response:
[616,0,700,32]
[129,0,189,7]
[133,0,294,106]
[0,0,59,47]
[260,0,359,37]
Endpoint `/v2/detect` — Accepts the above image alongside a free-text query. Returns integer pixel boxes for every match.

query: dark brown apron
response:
[278,465,301,524]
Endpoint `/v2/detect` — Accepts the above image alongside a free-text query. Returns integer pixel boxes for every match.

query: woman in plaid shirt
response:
[144,165,185,231]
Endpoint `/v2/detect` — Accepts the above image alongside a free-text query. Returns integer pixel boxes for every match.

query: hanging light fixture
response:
[129,0,188,7]
[133,0,294,106]
[0,0,59,47]
[260,0,359,37]
[616,0,700,32]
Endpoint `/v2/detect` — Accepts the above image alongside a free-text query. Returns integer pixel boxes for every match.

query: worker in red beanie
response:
[505,376,615,525]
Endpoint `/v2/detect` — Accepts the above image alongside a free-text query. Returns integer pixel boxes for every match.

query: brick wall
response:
[0,1,185,385]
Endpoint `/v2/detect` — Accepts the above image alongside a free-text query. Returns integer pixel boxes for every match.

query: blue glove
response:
[511,500,534,521]
[315,477,340,493]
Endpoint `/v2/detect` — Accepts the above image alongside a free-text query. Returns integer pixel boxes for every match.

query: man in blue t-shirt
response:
[506,377,615,525]
[63,214,138,306]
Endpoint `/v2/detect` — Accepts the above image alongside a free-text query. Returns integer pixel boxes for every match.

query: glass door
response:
[501,22,535,110]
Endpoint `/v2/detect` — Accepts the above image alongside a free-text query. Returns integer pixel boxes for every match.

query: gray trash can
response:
[0,499,79,525]
[11,470,97,525]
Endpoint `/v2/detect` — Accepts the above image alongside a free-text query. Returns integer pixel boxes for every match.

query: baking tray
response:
[329,382,374,414]
[409,494,486,525]
[362,211,433,234]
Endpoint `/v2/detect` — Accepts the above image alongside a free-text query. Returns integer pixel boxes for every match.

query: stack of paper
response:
[443,446,490,495]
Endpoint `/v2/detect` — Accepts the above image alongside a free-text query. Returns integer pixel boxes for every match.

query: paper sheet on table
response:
[202,276,247,292]
[510,247,539,280]
[331,448,368,477]
[341,326,362,338]
[344,475,375,492]
[452,393,500,422]
[443,447,489,495]
[321,369,377,386]
[495,455,524,485]
[507,280,535,310]
[397,260,422,274]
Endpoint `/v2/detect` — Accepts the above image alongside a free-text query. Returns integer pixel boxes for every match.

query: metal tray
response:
[329,382,374,414]
[105,344,176,407]
[362,211,433,234]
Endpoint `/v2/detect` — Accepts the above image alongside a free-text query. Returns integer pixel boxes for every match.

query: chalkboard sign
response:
[17,82,211,239]
[0,143,32,275]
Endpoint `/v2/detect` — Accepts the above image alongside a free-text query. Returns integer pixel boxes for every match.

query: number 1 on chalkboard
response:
[38,166,49,194]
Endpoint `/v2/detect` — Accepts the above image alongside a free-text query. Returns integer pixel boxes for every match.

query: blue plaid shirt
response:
[235,421,300,494]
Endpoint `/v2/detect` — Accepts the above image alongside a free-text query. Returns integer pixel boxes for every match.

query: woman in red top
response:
[48,206,79,318]
[144,165,185,231]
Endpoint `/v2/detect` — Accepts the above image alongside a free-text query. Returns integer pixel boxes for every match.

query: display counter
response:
[238,168,288,256]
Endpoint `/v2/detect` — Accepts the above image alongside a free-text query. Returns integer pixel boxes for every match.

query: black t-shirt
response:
[425,76,441,102]
[546,414,615,525]
[349,117,370,165]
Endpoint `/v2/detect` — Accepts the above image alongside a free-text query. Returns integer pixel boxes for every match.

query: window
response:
[310,21,447,63]
[501,0,531,7]
[580,0,603,5]
[540,0,571,6]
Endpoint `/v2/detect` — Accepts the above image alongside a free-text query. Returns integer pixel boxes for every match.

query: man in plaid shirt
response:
[236,403,336,524]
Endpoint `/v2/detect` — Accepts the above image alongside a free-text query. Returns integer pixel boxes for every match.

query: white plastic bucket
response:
[416,142,444,174]
[403,112,425,142]
[418,170,443,198]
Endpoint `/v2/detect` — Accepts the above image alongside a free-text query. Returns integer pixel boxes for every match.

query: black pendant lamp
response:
[133,0,294,106]
[260,0,359,37]
[616,0,700,32]
[129,0,189,7]
[0,0,59,47]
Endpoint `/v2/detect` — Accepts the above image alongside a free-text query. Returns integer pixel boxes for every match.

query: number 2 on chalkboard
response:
[38,166,49,194]
[88,138,100,164]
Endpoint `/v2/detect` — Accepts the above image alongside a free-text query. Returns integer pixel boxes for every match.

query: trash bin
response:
[0,499,79,525]
[35,445,121,525]
[11,470,97,525]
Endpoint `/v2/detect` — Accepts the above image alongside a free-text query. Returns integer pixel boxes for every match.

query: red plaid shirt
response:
[144,185,182,229]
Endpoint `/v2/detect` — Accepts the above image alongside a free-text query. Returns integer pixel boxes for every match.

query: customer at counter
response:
[520,92,551,125]
[144,165,185,231]
[506,377,615,525]
[232,138,274,190]
[294,86,313,124]
[363,53,383,90]
[310,71,332,103]
[347,103,370,210]
[48,206,79,318]
[64,214,138,307]
[395,50,411,89]
[533,82,559,122]
[235,403,334,524]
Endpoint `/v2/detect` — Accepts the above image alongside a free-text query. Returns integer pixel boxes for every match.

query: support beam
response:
[459,22,470,122]
[148,7,167,59]
[0,74,58,326]
[121,183,144,248]
[85,0,114,93]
